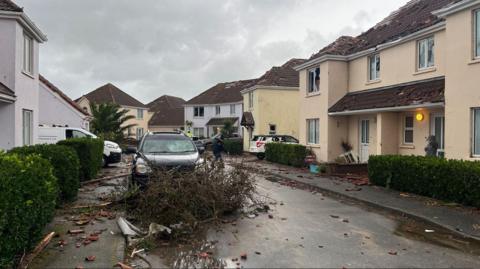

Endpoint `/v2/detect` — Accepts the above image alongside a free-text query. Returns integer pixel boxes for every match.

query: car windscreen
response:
[141,136,196,154]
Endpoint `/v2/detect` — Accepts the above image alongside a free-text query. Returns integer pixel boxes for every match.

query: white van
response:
[38,126,122,167]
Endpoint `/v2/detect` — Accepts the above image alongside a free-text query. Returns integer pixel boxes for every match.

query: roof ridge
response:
[39,74,89,116]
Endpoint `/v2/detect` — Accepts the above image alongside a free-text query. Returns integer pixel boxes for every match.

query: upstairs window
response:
[215,105,221,115]
[418,37,435,70]
[368,54,380,81]
[230,104,236,115]
[308,68,320,93]
[248,92,254,109]
[404,115,414,144]
[23,34,34,75]
[137,109,144,119]
[194,106,204,117]
[475,9,480,58]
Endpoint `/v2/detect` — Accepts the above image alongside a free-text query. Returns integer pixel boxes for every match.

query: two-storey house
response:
[184,79,257,138]
[147,95,186,132]
[296,0,480,162]
[241,58,305,150]
[0,0,47,150]
[76,83,151,140]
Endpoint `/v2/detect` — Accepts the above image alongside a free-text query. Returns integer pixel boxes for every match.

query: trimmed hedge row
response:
[0,153,58,267]
[368,155,480,207]
[224,139,243,155]
[265,143,307,167]
[58,138,104,181]
[10,144,80,202]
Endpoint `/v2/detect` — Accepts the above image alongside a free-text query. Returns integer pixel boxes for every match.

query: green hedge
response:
[0,153,58,267]
[10,144,80,202]
[265,143,307,167]
[368,155,480,207]
[224,139,243,155]
[58,138,103,181]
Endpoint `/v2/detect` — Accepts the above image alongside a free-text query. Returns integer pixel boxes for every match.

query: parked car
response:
[249,135,299,159]
[38,126,122,167]
[191,136,206,153]
[202,133,241,145]
[128,131,204,186]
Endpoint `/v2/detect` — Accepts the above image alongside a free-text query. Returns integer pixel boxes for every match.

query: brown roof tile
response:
[0,0,22,12]
[147,95,186,126]
[329,77,444,113]
[241,112,255,127]
[83,83,147,108]
[40,75,90,116]
[0,81,15,97]
[310,0,461,60]
[186,79,257,105]
[255,58,306,88]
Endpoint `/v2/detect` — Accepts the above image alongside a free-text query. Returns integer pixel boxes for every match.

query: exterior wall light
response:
[415,112,424,122]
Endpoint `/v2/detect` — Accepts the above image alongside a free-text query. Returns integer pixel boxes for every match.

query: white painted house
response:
[0,0,47,150]
[39,75,91,130]
[184,79,256,138]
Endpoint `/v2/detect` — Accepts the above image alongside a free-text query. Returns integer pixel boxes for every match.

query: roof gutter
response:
[433,0,480,18]
[328,102,444,116]
[0,11,48,42]
[240,85,299,94]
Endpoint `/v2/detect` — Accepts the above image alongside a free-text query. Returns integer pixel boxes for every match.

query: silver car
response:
[129,132,204,186]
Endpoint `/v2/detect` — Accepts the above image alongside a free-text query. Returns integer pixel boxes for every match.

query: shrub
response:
[265,143,307,167]
[10,144,80,203]
[223,139,243,155]
[58,138,103,181]
[0,153,58,267]
[368,155,480,207]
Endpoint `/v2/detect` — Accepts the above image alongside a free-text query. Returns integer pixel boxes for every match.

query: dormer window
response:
[475,9,480,58]
[23,33,34,75]
[368,54,380,81]
[418,37,435,70]
[308,67,320,94]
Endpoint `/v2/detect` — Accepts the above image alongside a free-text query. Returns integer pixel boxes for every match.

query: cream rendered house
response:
[296,0,480,162]
[76,83,152,140]
[241,59,305,150]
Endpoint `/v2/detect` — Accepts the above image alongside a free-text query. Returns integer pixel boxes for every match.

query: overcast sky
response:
[17,0,406,103]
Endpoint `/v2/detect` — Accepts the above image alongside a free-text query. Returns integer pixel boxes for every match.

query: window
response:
[194,106,204,117]
[368,54,380,81]
[472,108,480,156]
[230,104,236,115]
[404,115,414,144]
[23,34,34,75]
[307,119,319,144]
[136,127,144,140]
[475,10,480,58]
[22,109,33,145]
[269,124,276,135]
[248,92,254,109]
[215,105,221,115]
[418,37,435,70]
[137,109,144,119]
[66,130,88,139]
[193,127,205,138]
[308,68,320,93]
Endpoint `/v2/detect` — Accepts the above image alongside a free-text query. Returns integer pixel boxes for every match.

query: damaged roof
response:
[0,0,22,12]
[329,77,445,113]
[147,95,186,126]
[81,83,147,108]
[254,58,306,88]
[309,0,461,60]
[186,79,257,105]
[40,75,90,116]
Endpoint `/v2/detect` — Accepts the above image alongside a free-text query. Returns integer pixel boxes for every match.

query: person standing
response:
[212,135,224,161]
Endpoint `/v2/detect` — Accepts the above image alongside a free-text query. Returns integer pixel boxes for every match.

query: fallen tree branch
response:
[71,202,112,209]
[18,232,55,269]
[80,172,130,186]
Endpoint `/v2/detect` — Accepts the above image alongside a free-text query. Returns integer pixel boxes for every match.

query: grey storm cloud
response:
[16,0,406,103]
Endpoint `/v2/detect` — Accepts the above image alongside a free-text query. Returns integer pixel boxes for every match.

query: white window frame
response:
[475,9,480,59]
[23,33,34,75]
[306,119,319,145]
[248,92,254,109]
[307,67,320,94]
[136,127,144,140]
[193,106,204,117]
[193,127,205,138]
[417,36,435,70]
[368,54,380,81]
[230,104,236,115]
[472,108,480,157]
[137,109,144,119]
[403,115,414,144]
[22,109,33,145]
[215,105,221,115]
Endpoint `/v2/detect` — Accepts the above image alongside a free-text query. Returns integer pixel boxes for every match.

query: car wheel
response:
[257,153,265,160]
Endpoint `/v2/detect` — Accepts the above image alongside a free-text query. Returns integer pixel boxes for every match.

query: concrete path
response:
[244,158,480,241]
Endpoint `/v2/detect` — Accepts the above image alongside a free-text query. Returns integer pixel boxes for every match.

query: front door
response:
[359,119,370,163]
[431,113,445,157]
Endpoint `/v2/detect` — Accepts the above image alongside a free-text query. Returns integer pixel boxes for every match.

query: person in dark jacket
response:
[212,135,224,161]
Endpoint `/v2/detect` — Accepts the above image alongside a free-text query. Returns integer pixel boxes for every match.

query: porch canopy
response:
[0,82,16,103]
[241,112,255,127]
[329,77,444,115]
[206,117,239,126]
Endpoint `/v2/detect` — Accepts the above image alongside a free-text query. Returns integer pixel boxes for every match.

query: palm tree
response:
[90,102,136,142]
[221,120,235,137]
